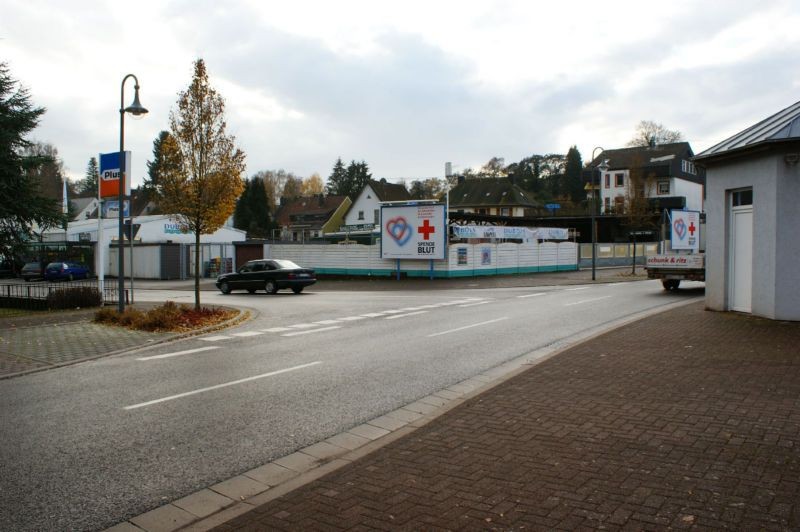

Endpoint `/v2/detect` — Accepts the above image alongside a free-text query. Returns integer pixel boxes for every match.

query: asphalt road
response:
[0,280,703,531]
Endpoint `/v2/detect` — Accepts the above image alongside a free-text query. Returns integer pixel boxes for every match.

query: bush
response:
[47,287,103,310]
[136,301,184,331]
[93,301,236,332]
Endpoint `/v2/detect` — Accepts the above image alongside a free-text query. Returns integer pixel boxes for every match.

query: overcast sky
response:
[3,0,799,188]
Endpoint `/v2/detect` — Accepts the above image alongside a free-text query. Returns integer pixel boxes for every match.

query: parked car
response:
[0,260,17,279]
[20,262,45,282]
[44,261,91,282]
[216,259,316,294]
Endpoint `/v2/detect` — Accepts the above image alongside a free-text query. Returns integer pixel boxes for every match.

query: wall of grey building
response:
[705,153,784,319]
[775,156,800,319]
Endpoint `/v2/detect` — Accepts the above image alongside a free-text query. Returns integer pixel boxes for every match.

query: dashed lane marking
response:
[427,317,509,338]
[564,287,590,291]
[459,301,490,308]
[231,331,265,337]
[564,295,613,307]
[314,320,341,325]
[137,346,220,361]
[281,326,341,337]
[199,336,232,342]
[517,293,546,298]
[384,311,428,320]
[124,361,323,410]
[262,327,293,333]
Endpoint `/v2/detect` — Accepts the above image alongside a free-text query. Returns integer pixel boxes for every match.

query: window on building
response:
[682,160,697,175]
[732,189,753,206]
[615,173,624,187]
[373,209,380,223]
[500,207,510,216]
[614,196,625,212]
[357,210,364,220]
[604,174,610,188]
[658,181,669,195]
[604,197,611,211]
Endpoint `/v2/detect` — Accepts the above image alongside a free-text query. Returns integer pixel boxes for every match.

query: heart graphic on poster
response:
[673,218,687,240]
[386,217,412,246]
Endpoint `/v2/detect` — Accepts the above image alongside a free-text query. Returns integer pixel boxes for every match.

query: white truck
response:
[646,210,705,290]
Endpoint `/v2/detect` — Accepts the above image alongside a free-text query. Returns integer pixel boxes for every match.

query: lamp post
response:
[118,74,148,313]
[590,147,609,281]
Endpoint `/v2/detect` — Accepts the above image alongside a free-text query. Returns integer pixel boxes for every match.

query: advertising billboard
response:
[670,210,700,251]
[99,151,131,199]
[380,203,446,260]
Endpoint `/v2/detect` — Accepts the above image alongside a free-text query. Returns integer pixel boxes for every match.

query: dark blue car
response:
[44,261,91,282]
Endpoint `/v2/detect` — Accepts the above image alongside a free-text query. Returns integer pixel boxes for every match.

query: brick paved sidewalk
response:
[214,302,800,531]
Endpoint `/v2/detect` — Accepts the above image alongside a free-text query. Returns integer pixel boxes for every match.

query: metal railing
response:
[0,279,126,310]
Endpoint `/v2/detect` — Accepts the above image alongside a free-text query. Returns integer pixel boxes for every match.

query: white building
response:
[589,142,705,214]
[41,215,246,279]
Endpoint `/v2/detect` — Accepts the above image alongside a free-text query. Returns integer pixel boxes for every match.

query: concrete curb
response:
[105,295,703,532]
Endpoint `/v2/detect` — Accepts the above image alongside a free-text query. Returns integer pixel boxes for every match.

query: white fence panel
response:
[264,240,576,277]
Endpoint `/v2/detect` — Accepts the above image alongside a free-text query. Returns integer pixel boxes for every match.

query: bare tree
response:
[626,120,683,147]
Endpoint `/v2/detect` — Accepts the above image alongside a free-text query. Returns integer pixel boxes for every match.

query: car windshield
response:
[45,263,63,269]
[273,260,301,269]
[23,263,39,270]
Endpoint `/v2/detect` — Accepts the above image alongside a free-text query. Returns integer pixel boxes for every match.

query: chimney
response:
[457,175,465,185]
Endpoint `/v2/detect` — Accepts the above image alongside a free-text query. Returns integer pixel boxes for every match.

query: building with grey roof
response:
[695,99,800,320]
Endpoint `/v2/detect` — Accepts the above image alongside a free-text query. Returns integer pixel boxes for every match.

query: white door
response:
[729,206,753,313]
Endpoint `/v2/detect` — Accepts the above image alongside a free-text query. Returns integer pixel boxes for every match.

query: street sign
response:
[98,151,131,199]
[380,203,446,260]
[545,203,561,210]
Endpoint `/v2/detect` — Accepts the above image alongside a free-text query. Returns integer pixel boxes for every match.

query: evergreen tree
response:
[345,160,371,199]
[0,62,64,264]
[325,157,348,196]
[144,131,180,201]
[80,157,99,195]
[564,146,584,203]
[234,176,274,238]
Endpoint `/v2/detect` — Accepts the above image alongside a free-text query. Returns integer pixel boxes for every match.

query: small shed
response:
[694,100,800,320]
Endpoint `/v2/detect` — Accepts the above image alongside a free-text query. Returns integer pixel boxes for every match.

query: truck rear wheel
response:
[662,279,680,291]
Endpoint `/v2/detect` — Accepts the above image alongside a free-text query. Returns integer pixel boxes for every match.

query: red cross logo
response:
[688,222,696,236]
[418,219,436,240]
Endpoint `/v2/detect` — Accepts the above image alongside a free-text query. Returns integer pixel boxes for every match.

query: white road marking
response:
[199,335,231,342]
[517,293,546,299]
[427,317,509,338]
[124,362,323,410]
[382,309,405,314]
[459,301,490,308]
[137,346,220,361]
[564,296,613,306]
[361,313,386,318]
[338,316,366,321]
[384,310,428,320]
[564,287,590,291]
[232,331,264,337]
[314,320,341,325]
[288,323,322,329]
[262,327,293,333]
[281,326,341,337]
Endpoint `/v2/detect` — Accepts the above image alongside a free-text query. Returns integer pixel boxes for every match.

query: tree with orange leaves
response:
[158,59,246,309]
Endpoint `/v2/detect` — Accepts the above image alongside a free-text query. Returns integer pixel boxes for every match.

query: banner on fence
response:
[451,225,568,241]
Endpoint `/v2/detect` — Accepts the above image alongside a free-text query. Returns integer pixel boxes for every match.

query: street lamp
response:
[118,74,148,312]
[590,147,609,281]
